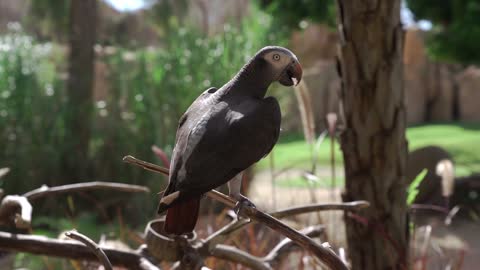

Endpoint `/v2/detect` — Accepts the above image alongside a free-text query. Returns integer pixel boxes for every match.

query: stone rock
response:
[456,66,480,122]
[290,24,338,68]
[425,62,455,122]
[403,28,428,124]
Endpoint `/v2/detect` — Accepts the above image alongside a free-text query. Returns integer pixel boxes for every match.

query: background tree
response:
[336,1,408,269]
[29,0,97,181]
[263,1,408,269]
[62,0,97,180]
[407,0,480,64]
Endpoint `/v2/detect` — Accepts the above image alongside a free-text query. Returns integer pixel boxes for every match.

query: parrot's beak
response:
[279,60,303,87]
[289,61,303,86]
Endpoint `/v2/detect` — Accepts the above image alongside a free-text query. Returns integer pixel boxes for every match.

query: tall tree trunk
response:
[63,0,97,180]
[335,1,408,269]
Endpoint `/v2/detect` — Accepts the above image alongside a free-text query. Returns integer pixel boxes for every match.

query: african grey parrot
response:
[157,46,303,235]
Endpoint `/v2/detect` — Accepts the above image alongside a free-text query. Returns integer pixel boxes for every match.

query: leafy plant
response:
[407,169,428,206]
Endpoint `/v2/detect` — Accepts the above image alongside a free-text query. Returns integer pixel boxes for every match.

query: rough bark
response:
[63,0,97,180]
[335,1,408,269]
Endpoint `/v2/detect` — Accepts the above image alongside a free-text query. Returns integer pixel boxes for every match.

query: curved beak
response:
[289,61,303,86]
[279,60,303,87]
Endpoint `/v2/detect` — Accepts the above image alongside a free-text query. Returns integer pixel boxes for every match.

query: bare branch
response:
[123,155,170,176]
[0,195,32,229]
[263,225,324,265]
[124,156,349,270]
[270,201,370,219]
[65,230,113,270]
[201,218,250,250]
[139,257,162,270]
[210,244,271,270]
[24,182,150,201]
[0,231,145,269]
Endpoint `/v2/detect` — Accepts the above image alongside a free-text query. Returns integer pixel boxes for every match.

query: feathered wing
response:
[159,96,281,234]
[178,96,281,195]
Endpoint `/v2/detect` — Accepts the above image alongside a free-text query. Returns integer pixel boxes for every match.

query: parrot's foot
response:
[232,194,255,219]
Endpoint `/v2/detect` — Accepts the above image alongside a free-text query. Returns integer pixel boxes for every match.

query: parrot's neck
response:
[228,58,274,98]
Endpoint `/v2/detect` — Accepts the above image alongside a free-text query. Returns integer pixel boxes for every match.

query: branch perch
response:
[24,181,150,201]
[0,231,150,270]
[65,230,113,270]
[123,155,349,270]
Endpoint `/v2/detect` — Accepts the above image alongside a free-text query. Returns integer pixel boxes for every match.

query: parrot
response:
[157,46,303,235]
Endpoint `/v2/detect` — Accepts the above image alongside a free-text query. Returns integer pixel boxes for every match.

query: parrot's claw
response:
[232,194,255,219]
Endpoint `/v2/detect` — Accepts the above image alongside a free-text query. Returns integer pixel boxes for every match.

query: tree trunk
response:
[63,0,97,180]
[335,1,408,269]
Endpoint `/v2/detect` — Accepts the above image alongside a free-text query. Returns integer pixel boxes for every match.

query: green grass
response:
[276,176,345,188]
[258,132,343,171]
[260,123,480,187]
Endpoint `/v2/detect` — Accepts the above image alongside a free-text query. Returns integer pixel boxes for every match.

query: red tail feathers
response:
[164,196,200,235]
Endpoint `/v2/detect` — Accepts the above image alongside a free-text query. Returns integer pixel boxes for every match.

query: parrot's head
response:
[257,46,303,87]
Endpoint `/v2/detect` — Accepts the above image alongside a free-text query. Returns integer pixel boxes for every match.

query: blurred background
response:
[0,0,479,269]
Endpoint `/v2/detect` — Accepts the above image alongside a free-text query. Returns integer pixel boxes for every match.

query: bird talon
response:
[233,195,256,218]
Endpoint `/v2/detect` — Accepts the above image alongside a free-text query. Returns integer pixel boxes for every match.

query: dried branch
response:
[139,257,162,270]
[270,201,370,219]
[210,244,271,270]
[245,208,347,269]
[123,155,169,176]
[0,231,148,270]
[201,218,250,249]
[65,230,113,270]
[24,181,150,201]
[201,202,368,250]
[124,156,349,270]
[0,195,32,229]
[263,225,324,265]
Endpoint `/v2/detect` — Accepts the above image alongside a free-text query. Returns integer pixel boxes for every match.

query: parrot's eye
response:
[272,54,281,61]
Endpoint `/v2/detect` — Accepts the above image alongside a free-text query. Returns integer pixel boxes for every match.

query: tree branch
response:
[270,201,370,219]
[0,231,147,270]
[210,244,271,270]
[123,156,349,270]
[262,225,324,265]
[65,230,113,270]
[24,181,150,201]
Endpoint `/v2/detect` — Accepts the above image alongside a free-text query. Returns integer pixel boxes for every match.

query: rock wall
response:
[288,24,479,133]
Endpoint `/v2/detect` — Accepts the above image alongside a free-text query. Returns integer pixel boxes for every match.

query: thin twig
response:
[123,155,170,175]
[263,225,325,265]
[65,230,113,270]
[270,201,370,219]
[24,181,150,201]
[124,156,349,270]
[210,244,271,270]
[0,231,146,269]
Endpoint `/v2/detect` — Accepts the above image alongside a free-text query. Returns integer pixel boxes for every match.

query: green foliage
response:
[407,169,428,205]
[0,27,66,192]
[28,0,70,41]
[407,0,480,64]
[261,0,336,29]
[0,8,283,217]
